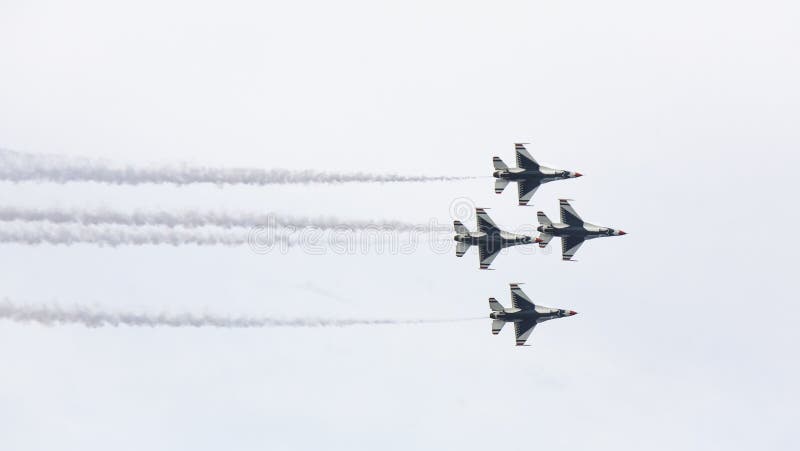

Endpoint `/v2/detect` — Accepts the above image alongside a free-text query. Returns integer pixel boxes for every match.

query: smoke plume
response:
[0,205,424,231]
[0,222,279,247]
[0,149,471,185]
[0,300,475,328]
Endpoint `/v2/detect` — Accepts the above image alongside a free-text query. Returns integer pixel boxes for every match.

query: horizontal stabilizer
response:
[492,320,505,335]
[453,220,470,235]
[495,178,510,194]
[456,241,471,257]
[489,297,504,312]
[538,232,553,248]
[493,157,508,170]
[537,211,552,226]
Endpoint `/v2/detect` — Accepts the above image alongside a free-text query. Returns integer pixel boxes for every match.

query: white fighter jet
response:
[453,208,539,270]
[493,143,582,206]
[537,199,626,261]
[490,284,578,346]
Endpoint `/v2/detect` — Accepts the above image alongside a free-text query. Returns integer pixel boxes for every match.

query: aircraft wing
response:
[476,208,501,235]
[559,199,584,226]
[514,320,537,346]
[509,284,536,311]
[561,236,585,261]
[478,243,502,270]
[517,179,541,206]
[515,143,539,170]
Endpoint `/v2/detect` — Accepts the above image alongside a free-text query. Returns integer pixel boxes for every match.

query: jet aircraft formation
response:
[453,143,626,346]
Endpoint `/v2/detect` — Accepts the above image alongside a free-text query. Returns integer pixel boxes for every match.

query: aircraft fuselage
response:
[489,309,571,323]
[453,232,532,247]
[537,223,617,240]
[493,167,566,182]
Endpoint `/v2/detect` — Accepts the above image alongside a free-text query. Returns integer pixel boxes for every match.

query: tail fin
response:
[494,178,509,194]
[453,220,469,235]
[491,319,505,335]
[493,157,508,170]
[489,297,504,312]
[537,211,552,226]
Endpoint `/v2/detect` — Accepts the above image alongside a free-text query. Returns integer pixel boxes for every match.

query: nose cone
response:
[534,237,543,243]
[573,172,583,178]
[617,230,627,236]
[568,310,578,316]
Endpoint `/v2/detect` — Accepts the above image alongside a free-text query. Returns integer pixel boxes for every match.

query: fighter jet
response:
[489,283,578,346]
[454,208,539,270]
[537,199,626,261]
[493,143,582,206]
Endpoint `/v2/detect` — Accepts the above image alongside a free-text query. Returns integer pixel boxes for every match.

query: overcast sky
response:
[1,1,799,450]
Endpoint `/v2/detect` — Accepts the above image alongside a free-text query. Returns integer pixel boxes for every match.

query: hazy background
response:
[1,1,798,449]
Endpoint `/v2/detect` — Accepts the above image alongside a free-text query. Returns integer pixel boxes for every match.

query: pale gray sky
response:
[1,1,799,450]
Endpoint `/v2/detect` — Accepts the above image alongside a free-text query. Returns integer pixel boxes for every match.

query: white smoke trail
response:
[0,222,280,247]
[0,149,471,185]
[0,222,452,253]
[0,300,477,328]
[0,205,425,231]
